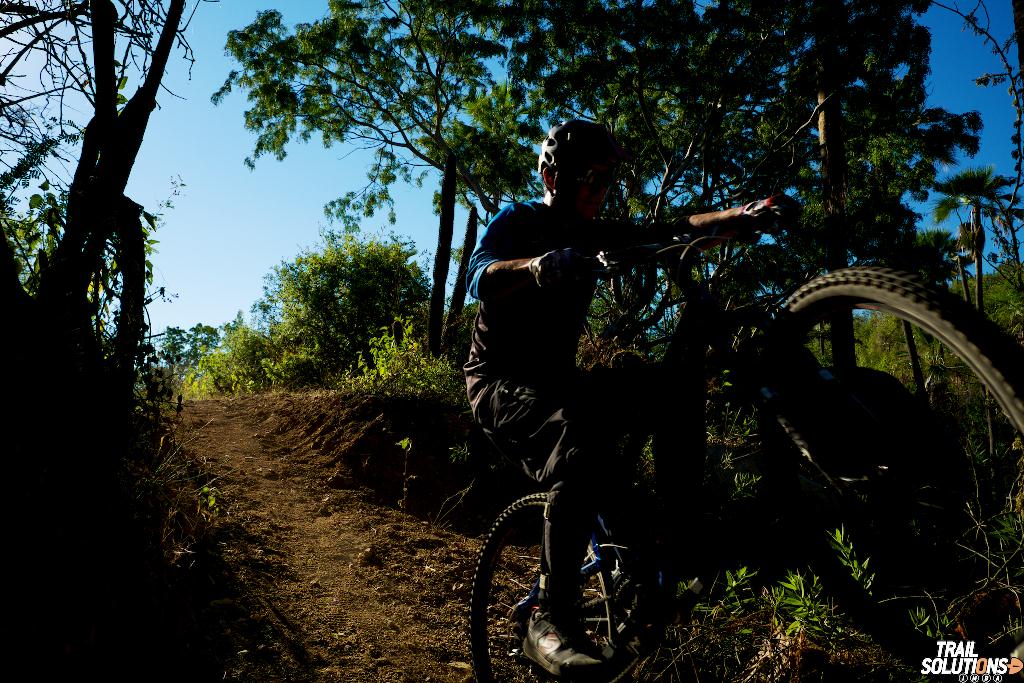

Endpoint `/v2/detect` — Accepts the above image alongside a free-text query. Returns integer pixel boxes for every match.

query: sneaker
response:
[522,610,605,677]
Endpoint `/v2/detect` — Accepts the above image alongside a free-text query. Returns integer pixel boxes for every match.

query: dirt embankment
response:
[177,391,518,682]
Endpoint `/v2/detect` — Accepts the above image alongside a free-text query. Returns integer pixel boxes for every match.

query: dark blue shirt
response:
[464,201,655,401]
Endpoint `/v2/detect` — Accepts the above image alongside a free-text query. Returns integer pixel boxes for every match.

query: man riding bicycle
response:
[464,119,797,677]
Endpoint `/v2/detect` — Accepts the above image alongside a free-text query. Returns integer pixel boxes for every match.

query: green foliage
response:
[197,485,222,521]
[721,566,761,615]
[187,234,458,398]
[190,314,277,395]
[985,273,1024,340]
[254,232,430,387]
[160,324,221,389]
[907,605,952,641]
[771,570,841,642]
[342,318,466,405]
[932,166,1011,226]
[828,526,876,595]
[215,1,527,223]
[448,441,471,465]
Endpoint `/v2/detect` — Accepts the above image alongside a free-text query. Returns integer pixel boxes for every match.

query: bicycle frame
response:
[599,240,781,517]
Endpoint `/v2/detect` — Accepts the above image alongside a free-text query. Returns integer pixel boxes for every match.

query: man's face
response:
[572,162,615,220]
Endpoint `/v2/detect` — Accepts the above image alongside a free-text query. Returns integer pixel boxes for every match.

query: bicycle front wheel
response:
[761,267,1024,650]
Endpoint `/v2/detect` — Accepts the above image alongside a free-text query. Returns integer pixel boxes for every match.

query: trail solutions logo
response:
[920,640,1024,681]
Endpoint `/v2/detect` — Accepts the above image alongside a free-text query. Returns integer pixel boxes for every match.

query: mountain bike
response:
[468,231,1024,683]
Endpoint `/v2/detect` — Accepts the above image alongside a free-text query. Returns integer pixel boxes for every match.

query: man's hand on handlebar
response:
[528,247,592,287]
[740,193,801,237]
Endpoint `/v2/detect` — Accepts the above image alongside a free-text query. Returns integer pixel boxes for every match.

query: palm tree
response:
[932,167,1012,459]
[912,228,959,289]
[933,167,1013,316]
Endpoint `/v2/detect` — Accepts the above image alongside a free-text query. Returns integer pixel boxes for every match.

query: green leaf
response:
[29,194,43,210]
[39,180,49,191]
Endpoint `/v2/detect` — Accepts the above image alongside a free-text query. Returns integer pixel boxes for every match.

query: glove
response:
[741,193,801,234]
[528,247,590,287]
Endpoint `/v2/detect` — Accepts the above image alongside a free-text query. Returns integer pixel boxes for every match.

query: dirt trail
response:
[180,392,488,682]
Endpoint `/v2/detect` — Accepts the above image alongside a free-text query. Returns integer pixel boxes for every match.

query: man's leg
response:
[472,380,606,675]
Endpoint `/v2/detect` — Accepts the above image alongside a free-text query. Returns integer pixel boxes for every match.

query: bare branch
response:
[0,87,65,110]
[0,2,86,41]
[0,19,58,86]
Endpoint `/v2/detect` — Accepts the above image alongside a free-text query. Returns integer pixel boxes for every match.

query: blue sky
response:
[129,1,1019,335]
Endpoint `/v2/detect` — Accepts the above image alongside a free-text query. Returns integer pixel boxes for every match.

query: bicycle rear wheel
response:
[761,267,1024,652]
[469,493,641,683]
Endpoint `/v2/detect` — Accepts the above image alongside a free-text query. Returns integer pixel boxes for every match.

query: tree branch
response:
[0,19,57,86]
[104,0,185,192]
[92,0,118,131]
[0,2,86,41]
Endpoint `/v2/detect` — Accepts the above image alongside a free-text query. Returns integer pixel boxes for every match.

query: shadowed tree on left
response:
[0,1,198,674]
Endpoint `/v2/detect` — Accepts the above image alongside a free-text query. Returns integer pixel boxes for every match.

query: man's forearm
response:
[679,205,748,250]
[477,258,536,300]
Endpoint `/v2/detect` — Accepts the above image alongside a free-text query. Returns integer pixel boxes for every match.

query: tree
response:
[771,0,982,370]
[445,205,479,353]
[215,3,536,222]
[429,154,456,356]
[933,167,1012,458]
[933,166,1012,315]
[216,2,537,358]
[0,1,194,670]
[159,323,221,387]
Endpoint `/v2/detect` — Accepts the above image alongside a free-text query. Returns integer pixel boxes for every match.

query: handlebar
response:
[588,230,769,280]
[580,193,798,279]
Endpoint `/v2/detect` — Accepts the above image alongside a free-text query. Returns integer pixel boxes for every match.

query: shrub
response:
[187,314,277,395]
[256,231,430,384]
[341,317,466,405]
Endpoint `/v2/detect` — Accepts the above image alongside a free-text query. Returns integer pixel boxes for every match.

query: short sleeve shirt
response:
[464,201,638,402]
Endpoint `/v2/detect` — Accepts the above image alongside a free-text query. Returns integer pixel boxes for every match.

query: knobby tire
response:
[767,267,1024,662]
[470,493,640,683]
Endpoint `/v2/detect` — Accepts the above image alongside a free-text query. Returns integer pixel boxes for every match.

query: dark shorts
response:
[468,366,666,489]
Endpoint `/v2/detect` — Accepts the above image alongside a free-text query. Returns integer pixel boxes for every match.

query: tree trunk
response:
[429,154,457,357]
[1,1,187,670]
[443,205,478,354]
[902,320,926,397]
[972,204,985,314]
[957,258,974,306]
[817,69,856,372]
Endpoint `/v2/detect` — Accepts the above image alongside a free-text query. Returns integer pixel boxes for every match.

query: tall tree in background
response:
[429,154,456,356]
[0,0,191,670]
[217,3,536,361]
[809,0,855,371]
[933,166,1013,315]
[445,205,479,353]
[777,0,980,367]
